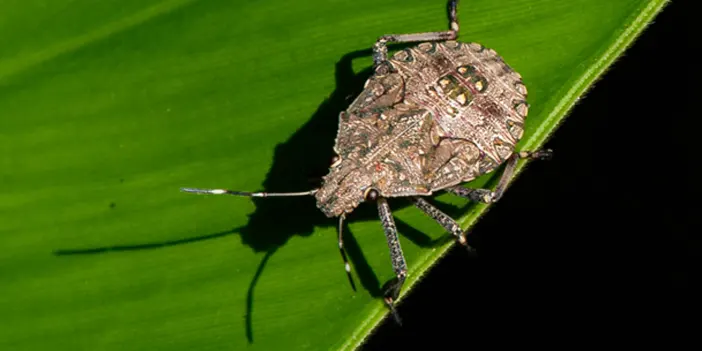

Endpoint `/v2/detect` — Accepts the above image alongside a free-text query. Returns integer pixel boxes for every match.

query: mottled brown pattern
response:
[315,41,528,217]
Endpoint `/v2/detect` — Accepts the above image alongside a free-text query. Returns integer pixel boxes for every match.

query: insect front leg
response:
[377,197,407,324]
[448,148,553,203]
[411,197,472,250]
[372,0,460,67]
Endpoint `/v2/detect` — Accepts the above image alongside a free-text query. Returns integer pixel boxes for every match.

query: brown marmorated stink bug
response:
[182,0,552,323]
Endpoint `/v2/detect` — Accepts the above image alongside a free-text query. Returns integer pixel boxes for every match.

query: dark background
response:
[362,1,698,348]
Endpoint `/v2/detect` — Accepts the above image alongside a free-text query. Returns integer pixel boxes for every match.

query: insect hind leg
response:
[411,197,473,250]
[372,0,460,67]
[448,148,553,204]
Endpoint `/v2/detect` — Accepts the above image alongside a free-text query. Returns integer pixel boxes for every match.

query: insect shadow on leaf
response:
[206,47,455,342]
[55,0,559,340]
[52,47,452,343]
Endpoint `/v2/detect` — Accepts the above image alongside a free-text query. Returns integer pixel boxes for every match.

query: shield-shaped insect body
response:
[182,0,552,323]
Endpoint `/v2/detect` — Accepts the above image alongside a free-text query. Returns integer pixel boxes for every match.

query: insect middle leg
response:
[448,149,553,203]
[411,197,470,248]
[377,197,407,324]
[372,0,460,67]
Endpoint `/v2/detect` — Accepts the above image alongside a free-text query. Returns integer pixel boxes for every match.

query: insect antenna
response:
[337,215,357,291]
[180,188,318,197]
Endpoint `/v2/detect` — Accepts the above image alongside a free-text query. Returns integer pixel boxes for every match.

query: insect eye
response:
[364,188,379,201]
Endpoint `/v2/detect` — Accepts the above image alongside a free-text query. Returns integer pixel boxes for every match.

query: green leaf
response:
[0,0,668,349]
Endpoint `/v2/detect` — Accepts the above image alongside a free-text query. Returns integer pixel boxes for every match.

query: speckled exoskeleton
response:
[182,0,552,323]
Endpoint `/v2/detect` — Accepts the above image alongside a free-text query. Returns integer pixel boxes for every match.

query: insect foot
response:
[461,188,498,203]
[382,274,407,325]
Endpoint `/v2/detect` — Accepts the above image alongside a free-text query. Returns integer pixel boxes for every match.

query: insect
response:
[181,0,552,323]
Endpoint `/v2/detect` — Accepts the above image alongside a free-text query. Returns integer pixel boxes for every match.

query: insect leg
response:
[411,197,473,250]
[377,197,407,324]
[337,215,356,291]
[517,149,553,161]
[447,148,553,203]
[180,187,318,197]
[372,0,460,66]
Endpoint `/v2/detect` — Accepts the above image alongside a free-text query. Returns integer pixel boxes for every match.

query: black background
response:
[362,1,698,348]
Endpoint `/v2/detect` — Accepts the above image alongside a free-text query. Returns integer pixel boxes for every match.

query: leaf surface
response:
[0,0,668,350]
